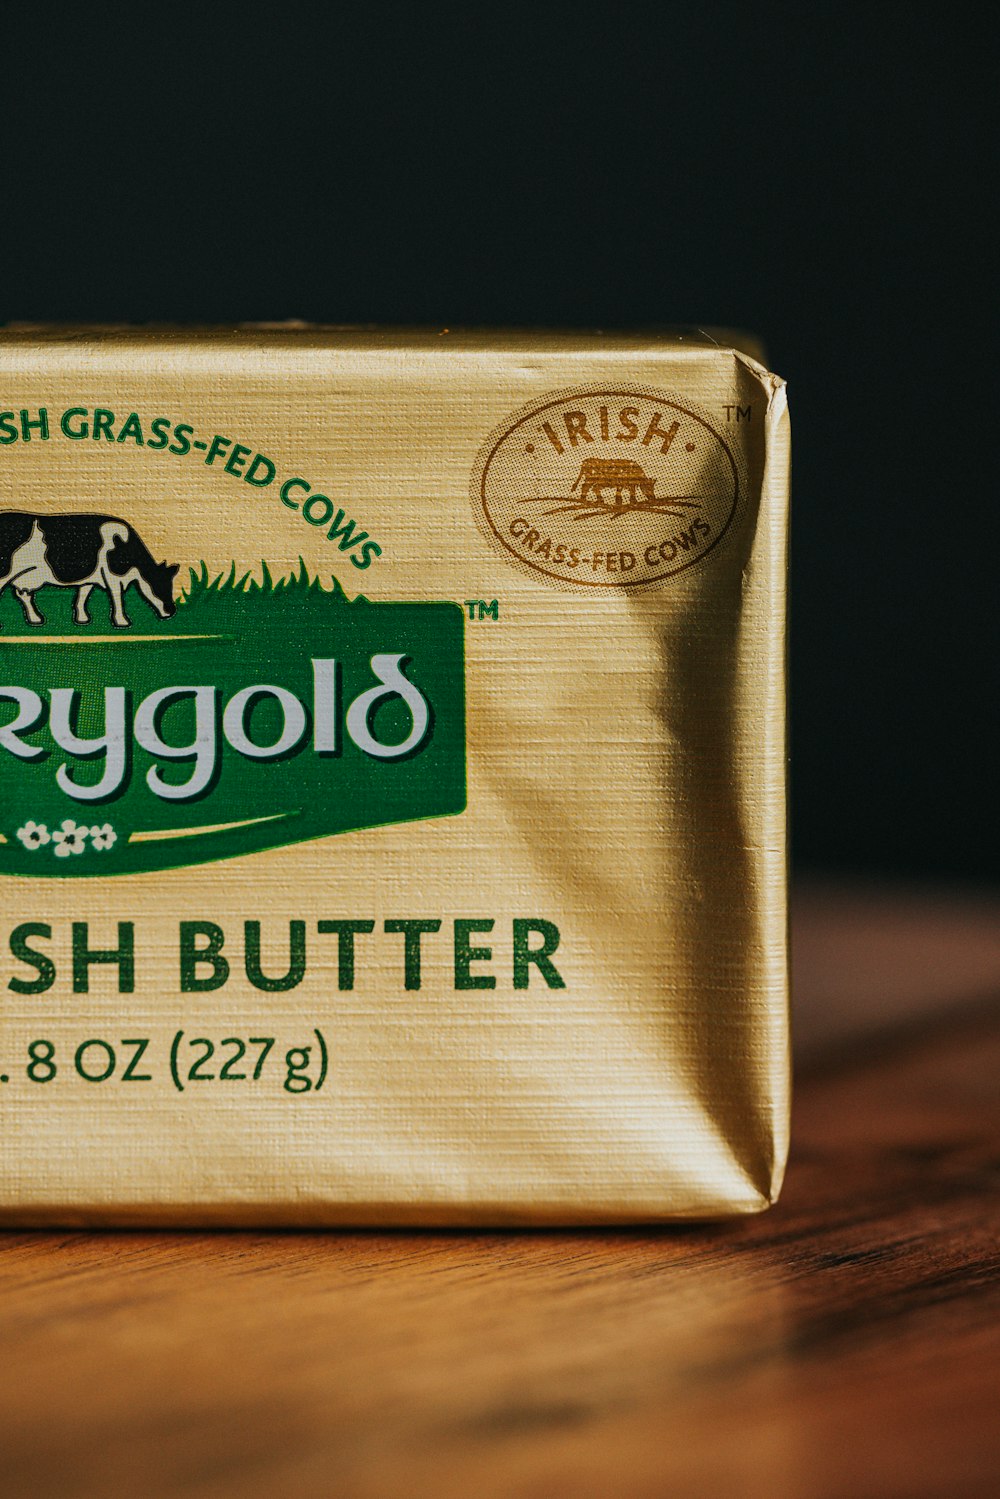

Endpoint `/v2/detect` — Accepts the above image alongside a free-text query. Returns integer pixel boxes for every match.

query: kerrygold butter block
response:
[0,327,789,1226]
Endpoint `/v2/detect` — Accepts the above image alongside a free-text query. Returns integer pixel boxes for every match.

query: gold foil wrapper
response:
[0,328,789,1224]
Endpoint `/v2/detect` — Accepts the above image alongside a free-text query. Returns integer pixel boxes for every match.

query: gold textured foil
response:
[0,328,789,1225]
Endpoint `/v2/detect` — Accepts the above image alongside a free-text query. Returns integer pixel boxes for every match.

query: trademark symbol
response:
[723,405,752,422]
[464,599,500,621]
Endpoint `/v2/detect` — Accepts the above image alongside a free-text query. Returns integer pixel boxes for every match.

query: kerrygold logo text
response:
[0,563,466,878]
[0,655,431,804]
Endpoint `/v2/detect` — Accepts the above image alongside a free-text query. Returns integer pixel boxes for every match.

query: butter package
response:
[0,327,789,1225]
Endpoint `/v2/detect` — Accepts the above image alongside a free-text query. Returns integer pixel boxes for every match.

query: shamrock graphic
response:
[17,820,51,851]
[89,824,118,852]
[52,820,90,858]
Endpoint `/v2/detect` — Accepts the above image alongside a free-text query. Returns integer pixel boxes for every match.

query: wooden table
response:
[1,883,998,1499]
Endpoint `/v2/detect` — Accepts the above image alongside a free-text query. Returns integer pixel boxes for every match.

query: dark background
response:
[1,9,995,883]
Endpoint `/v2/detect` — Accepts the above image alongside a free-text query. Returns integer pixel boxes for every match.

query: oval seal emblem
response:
[472,385,741,588]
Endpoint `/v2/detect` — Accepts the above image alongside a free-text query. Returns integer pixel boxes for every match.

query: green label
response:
[0,565,465,878]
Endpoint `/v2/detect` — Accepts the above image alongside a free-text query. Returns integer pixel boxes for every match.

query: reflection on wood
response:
[0,888,997,1498]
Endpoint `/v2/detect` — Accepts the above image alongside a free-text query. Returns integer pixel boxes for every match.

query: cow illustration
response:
[0,513,179,629]
[570,459,657,507]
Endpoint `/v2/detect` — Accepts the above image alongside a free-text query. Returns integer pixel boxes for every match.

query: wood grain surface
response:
[1,883,998,1499]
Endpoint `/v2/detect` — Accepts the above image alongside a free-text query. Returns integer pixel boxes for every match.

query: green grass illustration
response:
[0,559,356,635]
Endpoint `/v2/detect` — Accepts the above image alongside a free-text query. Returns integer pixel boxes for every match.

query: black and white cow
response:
[0,513,179,629]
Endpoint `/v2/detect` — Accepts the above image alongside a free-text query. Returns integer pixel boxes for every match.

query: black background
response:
[1,9,995,882]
